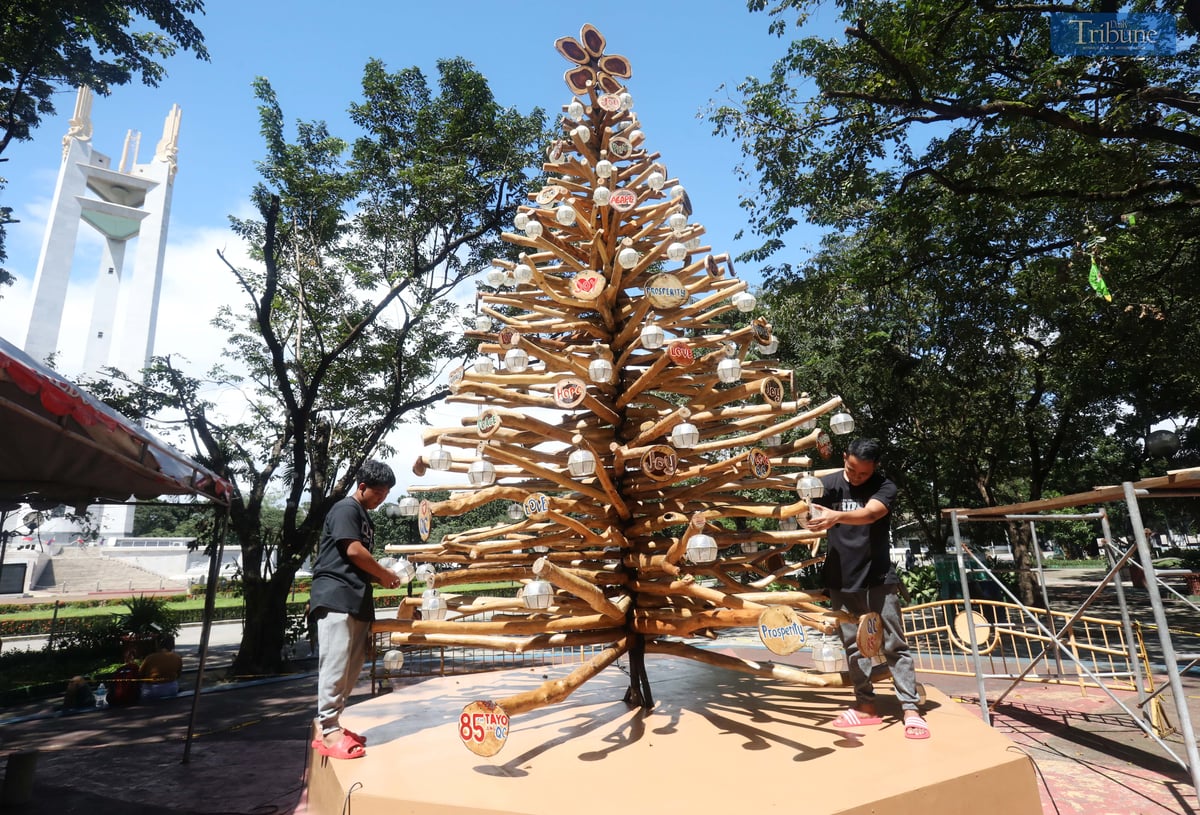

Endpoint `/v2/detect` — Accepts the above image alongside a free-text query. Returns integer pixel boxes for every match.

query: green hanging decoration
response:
[1088,254,1112,302]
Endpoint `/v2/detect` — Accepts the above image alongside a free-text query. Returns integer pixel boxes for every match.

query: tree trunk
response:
[622,634,654,709]
[231,572,294,677]
[1007,521,1039,607]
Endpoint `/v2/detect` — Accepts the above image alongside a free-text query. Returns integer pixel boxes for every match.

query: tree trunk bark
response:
[1007,521,1039,607]
[231,573,293,677]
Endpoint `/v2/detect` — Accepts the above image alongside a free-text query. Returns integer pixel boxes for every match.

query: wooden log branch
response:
[748,553,826,590]
[496,638,629,715]
[431,566,532,588]
[571,433,631,520]
[534,557,628,620]
[615,352,674,409]
[379,629,622,653]
[627,407,691,450]
[372,610,622,636]
[632,606,764,636]
[645,640,843,688]
[664,511,707,568]
[629,579,768,610]
[483,443,613,506]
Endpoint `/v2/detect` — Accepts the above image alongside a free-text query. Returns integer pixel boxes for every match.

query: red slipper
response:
[904,714,931,740]
[342,728,366,745]
[312,732,366,759]
[832,708,884,727]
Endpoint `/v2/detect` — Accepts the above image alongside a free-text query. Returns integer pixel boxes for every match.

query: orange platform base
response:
[306,649,1040,815]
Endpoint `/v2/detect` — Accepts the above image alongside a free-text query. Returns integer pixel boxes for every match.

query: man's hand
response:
[804,505,839,532]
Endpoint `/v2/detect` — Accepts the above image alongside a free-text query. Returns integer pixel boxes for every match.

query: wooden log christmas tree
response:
[379,24,865,746]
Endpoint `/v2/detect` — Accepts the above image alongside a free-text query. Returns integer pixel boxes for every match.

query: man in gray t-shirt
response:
[310,460,402,759]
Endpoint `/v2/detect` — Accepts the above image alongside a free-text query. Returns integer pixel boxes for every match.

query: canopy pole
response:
[182,504,232,763]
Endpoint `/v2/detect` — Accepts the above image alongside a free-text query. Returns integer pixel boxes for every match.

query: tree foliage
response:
[99,58,545,676]
[713,1,1199,599]
[0,0,209,288]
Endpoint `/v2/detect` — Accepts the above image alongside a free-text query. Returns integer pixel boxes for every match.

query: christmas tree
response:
[382,24,860,745]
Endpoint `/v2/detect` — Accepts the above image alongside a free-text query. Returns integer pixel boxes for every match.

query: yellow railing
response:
[903,599,1140,692]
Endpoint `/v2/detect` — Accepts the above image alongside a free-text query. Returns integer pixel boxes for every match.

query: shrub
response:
[119,595,180,639]
[52,616,124,654]
[900,565,939,605]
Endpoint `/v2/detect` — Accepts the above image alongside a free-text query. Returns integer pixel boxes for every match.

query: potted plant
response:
[118,595,180,662]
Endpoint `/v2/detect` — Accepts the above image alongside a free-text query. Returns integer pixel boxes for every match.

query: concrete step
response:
[33,550,185,594]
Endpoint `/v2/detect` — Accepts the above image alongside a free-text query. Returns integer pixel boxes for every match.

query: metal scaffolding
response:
[943,467,1200,802]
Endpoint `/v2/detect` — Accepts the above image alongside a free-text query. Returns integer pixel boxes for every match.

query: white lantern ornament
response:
[796,471,825,500]
[428,445,453,471]
[568,447,597,477]
[670,422,699,449]
[830,411,856,435]
[504,347,529,373]
[420,589,448,621]
[522,579,554,610]
[717,357,742,383]
[468,458,496,486]
[397,496,420,516]
[618,245,639,269]
[473,314,492,333]
[640,322,665,350]
[473,356,494,375]
[513,263,534,285]
[588,357,614,384]
[666,242,688,262]
[391,557,416,585]
[594,159,614,179]
[593,186,611,206]
[733,292,757,312]
[686,533,718,564]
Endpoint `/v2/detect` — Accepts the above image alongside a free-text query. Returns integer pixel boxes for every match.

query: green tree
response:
[713,0,1199,600]
[105,58,544,677]
[0,0,209,288]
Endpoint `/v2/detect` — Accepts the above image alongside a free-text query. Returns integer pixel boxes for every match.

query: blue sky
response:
[0,1,838,485]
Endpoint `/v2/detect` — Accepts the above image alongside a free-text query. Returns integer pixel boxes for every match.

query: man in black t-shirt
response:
[310,460,403,759]
[806,438,928,739]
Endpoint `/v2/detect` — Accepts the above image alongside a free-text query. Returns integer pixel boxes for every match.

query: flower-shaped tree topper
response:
[555,23,632,95]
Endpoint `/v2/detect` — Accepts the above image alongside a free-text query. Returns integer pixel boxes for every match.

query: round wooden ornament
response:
[459,700,510,757]
[758,605,807,655]
[855,611,884,658]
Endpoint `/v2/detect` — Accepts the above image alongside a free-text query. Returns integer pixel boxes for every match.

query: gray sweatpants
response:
[829,585,921,711]
[315,609,371,736]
